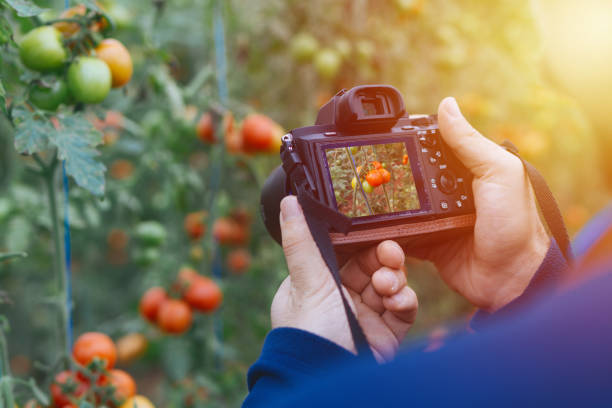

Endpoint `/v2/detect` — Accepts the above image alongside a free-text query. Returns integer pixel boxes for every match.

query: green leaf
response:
[12,108,54,154]
[3,0,46,17]
[6,216,31,252]
[78,401,94,408]
[0,252,27,262]
[52,114,106,196]
[0,15,13,48]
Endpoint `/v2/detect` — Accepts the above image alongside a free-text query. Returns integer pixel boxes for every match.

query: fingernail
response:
[280,196,302,222]
[443,97,461,119]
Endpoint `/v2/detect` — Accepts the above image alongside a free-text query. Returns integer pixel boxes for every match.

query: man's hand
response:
[410,97,550,312]
[271,196,417,362]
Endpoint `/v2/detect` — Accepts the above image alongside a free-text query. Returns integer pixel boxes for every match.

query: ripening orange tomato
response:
[116,333,147,364]
[372,161,382,170]
[402,154,408,165]
[139,287,168,323]
[365,170,383,187]
[109,159,134,180]
[72,332,117,369]
[212,217,248,245]
[94,39,133,88]
[157,299,193,334]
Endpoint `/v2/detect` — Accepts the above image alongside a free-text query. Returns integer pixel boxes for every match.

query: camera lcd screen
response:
[325,142,421,218]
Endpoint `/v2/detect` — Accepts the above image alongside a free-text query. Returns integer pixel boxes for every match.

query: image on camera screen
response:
[325,142,420,218]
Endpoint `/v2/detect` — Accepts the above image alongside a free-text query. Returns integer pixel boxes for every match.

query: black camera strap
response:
[501,140,573,261]
[293,173,376,360]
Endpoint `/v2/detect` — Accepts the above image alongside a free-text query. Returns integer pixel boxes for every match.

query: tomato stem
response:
[42,153,71,361]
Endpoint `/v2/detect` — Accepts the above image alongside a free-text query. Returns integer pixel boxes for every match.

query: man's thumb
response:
[279,196,330,292]
[437,97,512,178]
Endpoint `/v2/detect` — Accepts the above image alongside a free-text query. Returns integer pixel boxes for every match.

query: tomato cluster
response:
[195,110,284,154]
[50,332,148,408]
[140,267,223,335]
[351,159,392,194]
[19,4,133,111]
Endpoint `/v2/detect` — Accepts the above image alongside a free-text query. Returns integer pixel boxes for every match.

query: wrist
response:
[484,231,551,312]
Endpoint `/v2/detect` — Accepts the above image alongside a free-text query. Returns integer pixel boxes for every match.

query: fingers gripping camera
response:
[261,85,475,253]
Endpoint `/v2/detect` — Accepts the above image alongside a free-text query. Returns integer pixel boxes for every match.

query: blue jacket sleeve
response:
[243,327,356,407]
[244,240,569,407]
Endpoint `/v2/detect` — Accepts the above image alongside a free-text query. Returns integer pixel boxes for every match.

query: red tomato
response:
[222,112,242,153]
[241,114,283,153]
[372,161,382,169]
[175,266,200,291]
[183,277,222,312]
[196,112,214,143]
[139,287,168,323]
[157,299,193,334]
[378,168,391,184]
[212,218,248,245]
[106,369,137,402]
[109,159,134,180]
[50,370,88,408]
[184,211,207,240]
[365,170,383,187]
[227,249,251,275]
[73,332,117,369]
[107,229,129,251]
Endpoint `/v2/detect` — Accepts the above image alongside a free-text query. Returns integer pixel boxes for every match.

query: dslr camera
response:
[261,85,475,254]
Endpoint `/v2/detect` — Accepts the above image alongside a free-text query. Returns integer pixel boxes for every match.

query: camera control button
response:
[455,200,463,208]
[428,156,438,165]
[460,194,468,201]
[439,170,458,194]
[440,200,449,210]
[419,134,437,148]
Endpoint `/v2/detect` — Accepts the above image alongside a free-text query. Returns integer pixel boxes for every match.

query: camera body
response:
[261,85,475,254]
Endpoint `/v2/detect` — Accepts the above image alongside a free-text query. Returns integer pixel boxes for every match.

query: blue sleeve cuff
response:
[247,327,356,391]
[471,238,569,330]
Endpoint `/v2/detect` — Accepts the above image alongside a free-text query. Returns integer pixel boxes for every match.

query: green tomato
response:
[290,32,319,62]
[350,146,359,154]
[67,57,112,104]
[362,180,373,194]
[135,221,167,247]
[29,79,69,111]
[19,26,67,72]
[314,48,342,79]
[134,247,161,266]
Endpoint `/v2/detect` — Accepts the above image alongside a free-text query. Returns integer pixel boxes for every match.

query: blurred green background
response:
[1,0,610,406]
